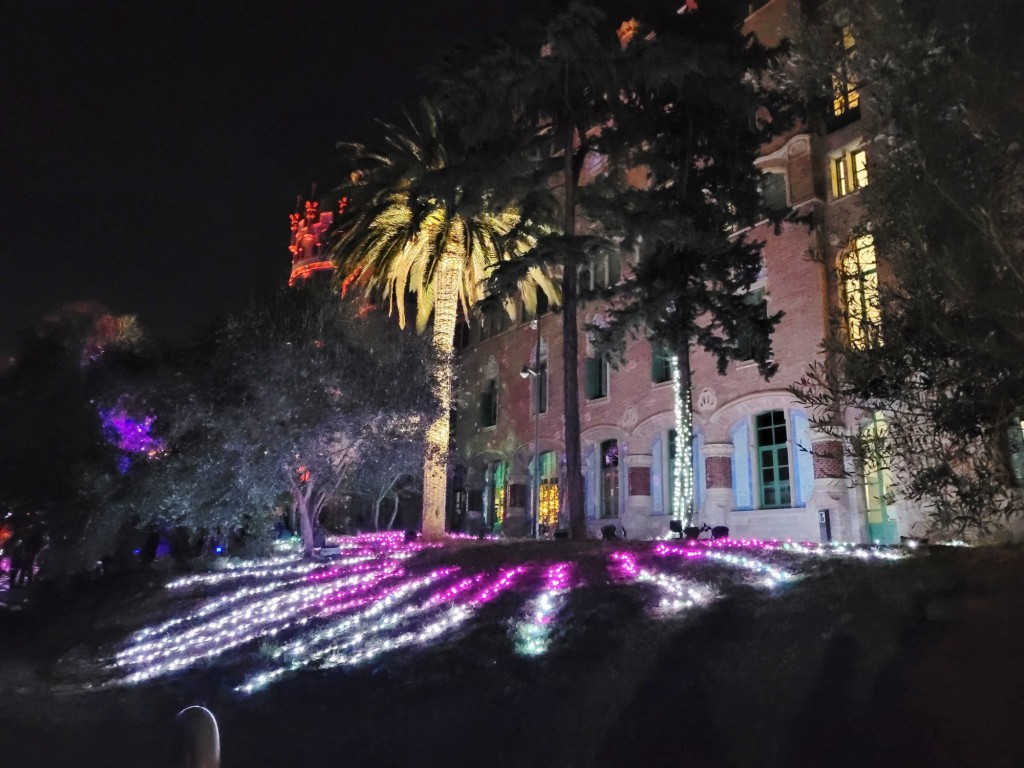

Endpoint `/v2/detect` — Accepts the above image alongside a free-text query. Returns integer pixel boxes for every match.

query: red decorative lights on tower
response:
[287,195,336,287]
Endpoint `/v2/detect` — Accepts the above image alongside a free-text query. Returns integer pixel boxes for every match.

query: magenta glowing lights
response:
[652,542,796,587]
[110,533,908,694]
[609,550,715,616]
[99,405,165,459]
[235,566,531,692]
[514,562,574,657]
[313,566,530,671]
[114,532,444,687]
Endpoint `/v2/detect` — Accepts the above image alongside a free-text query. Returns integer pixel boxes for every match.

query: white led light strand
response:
[318,566,529,670]
[652,543,796,588]
[513,563,574,657]
[670,354,694,526]
[609,550,715,616]
[236,566,461,694]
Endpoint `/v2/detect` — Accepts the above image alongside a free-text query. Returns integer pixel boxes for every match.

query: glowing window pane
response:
[842,236,881,349]
[535,451,560,529]
[833,148,869,198]
[491,462,507,524]
[832,27,859,118]
[861,412,894,526]
[834,156,850,197]
[539,481,560,528]
[841,26,856,51]
[852,149,869,188]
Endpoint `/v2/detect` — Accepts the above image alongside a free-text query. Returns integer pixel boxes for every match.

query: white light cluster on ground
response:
[113,532,433,687]
[116,562,404,684]
[652,542,796,588]
[759,539,906,561]
[236,566,459,694]
[317,566,529,671]
[106,534,916,694]
[610,550,716,616]
[513,562,574,657]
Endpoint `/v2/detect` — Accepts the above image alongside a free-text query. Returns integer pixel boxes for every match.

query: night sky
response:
[0,1,543,356]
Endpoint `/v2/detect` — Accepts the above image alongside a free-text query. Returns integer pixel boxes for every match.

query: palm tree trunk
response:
[421,250,462,540]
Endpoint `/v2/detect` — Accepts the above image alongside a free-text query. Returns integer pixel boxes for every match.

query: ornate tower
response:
[287,198,335,286]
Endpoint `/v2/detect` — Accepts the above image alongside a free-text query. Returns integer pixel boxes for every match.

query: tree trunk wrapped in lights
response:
[670,350,695,525]
[421,251,462,540]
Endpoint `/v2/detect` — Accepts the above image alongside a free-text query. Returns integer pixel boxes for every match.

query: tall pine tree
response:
[435,0,791,531]
[590,0,791,523]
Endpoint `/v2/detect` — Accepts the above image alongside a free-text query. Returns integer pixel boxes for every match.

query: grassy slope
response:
[0,543,1022,768]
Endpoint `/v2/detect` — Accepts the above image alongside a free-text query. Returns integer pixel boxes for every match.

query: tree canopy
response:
[435,0,791,527]
[97,287,437,560]
[790,0,1024,534]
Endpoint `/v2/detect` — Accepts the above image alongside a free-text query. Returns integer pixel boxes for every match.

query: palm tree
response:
[329,101,555,540]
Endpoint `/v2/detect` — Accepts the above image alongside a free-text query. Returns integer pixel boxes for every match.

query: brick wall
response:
[812,440,845,479]
[706,456,733,489]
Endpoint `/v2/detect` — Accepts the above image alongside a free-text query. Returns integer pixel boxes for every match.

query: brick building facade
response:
[449,0,929,544]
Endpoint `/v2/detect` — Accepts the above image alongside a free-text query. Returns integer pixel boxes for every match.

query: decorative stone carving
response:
[695,387,717,413]
[484,355,498,379]
[620,405,639,429]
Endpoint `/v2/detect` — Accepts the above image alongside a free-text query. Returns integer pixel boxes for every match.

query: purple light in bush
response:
[99,406,165,457]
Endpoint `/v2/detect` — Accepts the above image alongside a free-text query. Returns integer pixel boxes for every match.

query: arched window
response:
[484,461,507,527]
[532,451,560,530]
[841,235,881,349]
[600,440,620,518]
[755,411,791,509]
[861,413,897,543]
[831,26,860,120]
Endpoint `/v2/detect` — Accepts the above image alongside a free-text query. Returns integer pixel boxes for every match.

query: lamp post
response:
[520,317,542,538]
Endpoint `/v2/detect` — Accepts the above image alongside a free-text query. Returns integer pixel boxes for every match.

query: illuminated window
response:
[832,26,860,119]
[480,379,498,427]
[656,428,702,516]
[485,461,507,526]
[841,235,882,349]
[833,147,868,198]
[861,412,897,543]
[668,429,679,512]
[756,410,791,509]
[536,451,560,530]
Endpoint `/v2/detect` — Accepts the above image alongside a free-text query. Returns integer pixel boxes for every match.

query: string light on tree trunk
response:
[670,355,694,525]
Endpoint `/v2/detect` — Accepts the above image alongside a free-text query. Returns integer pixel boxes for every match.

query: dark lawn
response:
[1,541,1022,768]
